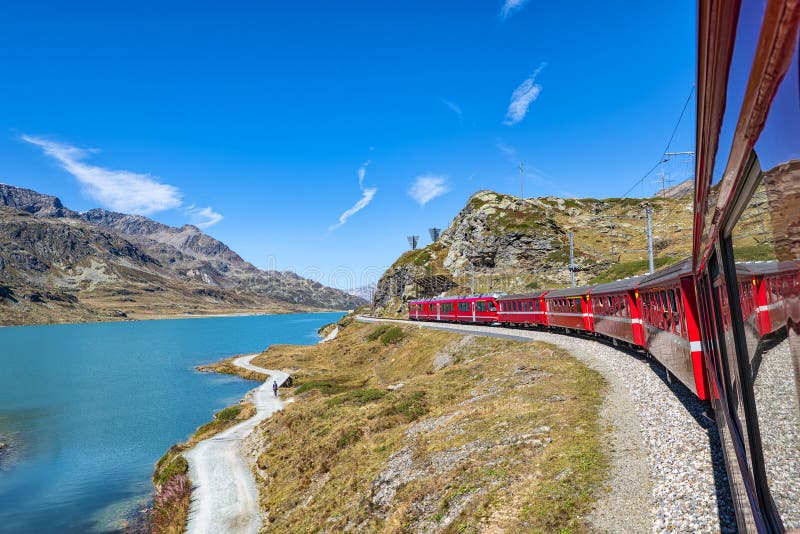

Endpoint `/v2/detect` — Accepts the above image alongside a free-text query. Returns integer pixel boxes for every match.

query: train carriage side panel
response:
[590,276,644,346]
[545,286,593,332]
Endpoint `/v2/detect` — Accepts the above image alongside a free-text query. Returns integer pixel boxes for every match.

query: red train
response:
[408,260,791,403]
[410,2,800,529]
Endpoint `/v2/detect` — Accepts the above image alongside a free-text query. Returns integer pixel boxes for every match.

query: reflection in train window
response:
[731,155,800,530]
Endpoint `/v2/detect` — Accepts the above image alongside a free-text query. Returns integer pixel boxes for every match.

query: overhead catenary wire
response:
[620,85,696,199]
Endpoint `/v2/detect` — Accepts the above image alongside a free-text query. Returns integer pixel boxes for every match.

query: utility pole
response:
[569,232,576,287]
[645,207,654,274]
[519,161,524,199]
[469,261,475,295]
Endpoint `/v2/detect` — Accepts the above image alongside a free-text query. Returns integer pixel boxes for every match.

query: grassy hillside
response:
[232,319,607,532]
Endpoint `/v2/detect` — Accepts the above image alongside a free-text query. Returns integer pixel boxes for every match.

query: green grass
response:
[326,388,388,408]
[733,242,776,262]
[589,256,679,284]
[295,379,351,395]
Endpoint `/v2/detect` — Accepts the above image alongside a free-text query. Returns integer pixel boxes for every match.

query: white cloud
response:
[185,205,223,229]
[500,0,530,19]
[440,98,463,117]
[329,188,377,231]
[21,135,182,215]
[329,161,378,231]
[358,160,370,188]
[504,63,546,126]
[409,174,449,206]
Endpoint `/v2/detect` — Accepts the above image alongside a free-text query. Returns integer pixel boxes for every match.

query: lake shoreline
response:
[0,307,350,329]
[0,312,343,533]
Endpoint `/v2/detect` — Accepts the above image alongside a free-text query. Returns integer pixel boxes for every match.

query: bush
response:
[366,324,392,341]
[378,326,406,345]
[215,405,243,421]
[153,449,189,487]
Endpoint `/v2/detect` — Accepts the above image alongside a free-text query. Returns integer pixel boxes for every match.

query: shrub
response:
[366,324,392,341]
[378,326,406,345]
[215,405,242,421]
[153,449,188,487]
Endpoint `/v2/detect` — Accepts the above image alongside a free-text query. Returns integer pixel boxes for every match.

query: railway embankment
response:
[363,317,737,533]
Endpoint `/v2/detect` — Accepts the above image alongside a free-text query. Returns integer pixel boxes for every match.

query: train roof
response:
[590,275,647,295]
[409,293,504,303]
[637,258,692,289]
[497,290,548,300]
[545,285,593,298]
[735,260,791,275]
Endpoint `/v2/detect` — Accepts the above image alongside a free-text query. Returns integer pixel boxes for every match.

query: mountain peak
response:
[0,183,77,218]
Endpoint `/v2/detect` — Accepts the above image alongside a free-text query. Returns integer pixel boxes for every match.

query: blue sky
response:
[0,1,696,290]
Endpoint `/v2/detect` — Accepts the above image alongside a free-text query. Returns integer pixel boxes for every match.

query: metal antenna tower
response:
[407,235,419,250]
[428,227,441,242]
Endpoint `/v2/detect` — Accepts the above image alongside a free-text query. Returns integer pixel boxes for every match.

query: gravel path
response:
[185,355,288,534]
[359,317,736,533]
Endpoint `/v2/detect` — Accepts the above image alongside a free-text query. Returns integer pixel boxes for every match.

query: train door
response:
[436,303,440,321]
[472,301,476,323]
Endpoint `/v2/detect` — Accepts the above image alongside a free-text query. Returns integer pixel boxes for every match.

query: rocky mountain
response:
[373,190,696,315]
[0,183,365,325]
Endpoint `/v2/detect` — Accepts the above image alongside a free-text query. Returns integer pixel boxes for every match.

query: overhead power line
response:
[620,85,696,198]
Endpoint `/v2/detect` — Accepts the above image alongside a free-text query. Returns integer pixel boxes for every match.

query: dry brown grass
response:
[245,320,607,532]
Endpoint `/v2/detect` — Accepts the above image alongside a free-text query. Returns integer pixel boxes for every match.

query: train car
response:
[497,291,549,327]
[741,261,796,337]
[693,0,800,529]
[589,276,645,347]
[408,297,459,322]
[409,299,435,321]
[453,294,501,324]
[637,260,708,400]
[544,285,594,332]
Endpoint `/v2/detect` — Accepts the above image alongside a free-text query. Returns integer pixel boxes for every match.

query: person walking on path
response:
[272,380,278,397]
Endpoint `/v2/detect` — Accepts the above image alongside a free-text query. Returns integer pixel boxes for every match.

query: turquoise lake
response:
[0,312,343,533]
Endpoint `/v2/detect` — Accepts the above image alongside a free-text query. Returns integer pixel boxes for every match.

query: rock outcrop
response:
[374,190,696,315]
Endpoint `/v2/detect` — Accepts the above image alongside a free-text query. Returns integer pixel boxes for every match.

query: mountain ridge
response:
[0,183,365,325]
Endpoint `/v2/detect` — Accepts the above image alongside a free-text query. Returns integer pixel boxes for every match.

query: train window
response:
[488,301,496,312]
[476,301,486,312]
[726,150,800,528]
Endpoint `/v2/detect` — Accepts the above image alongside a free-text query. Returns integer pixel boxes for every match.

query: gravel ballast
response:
[360,317,736,533]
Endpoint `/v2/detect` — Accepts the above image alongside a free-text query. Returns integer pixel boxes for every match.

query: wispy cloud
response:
[499,0,530,19]
[504,63,546,126]
[329,188,378,231]
[440,98,463,118]
[409,174,449,206]
[330,161,378,231]
[21,135,182,215]
[185,205,224,229]
[496,141,517,159]
[358,160,370,188]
